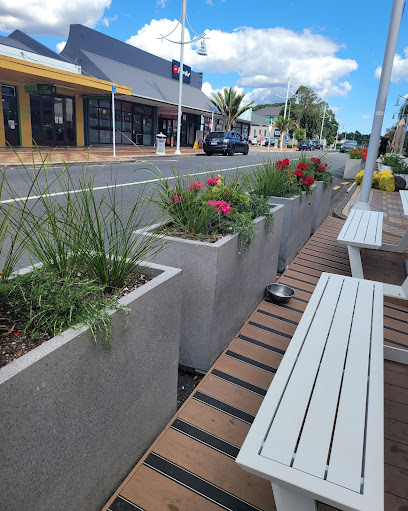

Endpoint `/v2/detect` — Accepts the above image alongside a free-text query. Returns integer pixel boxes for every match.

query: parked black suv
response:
[298,140,313,151]
[203,131,249,156]
[312,140,323,150]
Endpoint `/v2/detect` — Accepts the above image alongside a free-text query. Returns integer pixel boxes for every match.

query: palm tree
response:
[210,87,254,132]
[274,116,295,151]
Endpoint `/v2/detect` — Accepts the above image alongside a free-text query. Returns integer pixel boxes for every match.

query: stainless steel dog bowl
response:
[267,283,294,304]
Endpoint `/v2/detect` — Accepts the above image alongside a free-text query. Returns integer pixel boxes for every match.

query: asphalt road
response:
[1,149,350,270]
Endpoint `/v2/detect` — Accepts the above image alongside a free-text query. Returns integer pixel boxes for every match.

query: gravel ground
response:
[177,368,204,409]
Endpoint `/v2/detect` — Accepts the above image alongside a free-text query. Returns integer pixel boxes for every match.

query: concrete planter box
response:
[0,262,182,511]
[268,185,316,273]
[138,206,284,372]
[343,158,364,179]
[311,180,332,234]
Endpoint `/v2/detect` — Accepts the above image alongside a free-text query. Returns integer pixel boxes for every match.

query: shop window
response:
[30,95,42,140]
[1,85,16,96]
[143,106,152,115]
[65,98,74,142]
[100,100,110,108]
[122,102,132,112]
[89,99,98,107]
[89,107,99,128]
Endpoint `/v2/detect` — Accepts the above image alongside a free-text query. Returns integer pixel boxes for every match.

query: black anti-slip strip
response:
[109,496,145,511]
[226,350,277,374]
[385,314,408,325]
[193,391,255,424]
[296,255,349,270]
[238,334,286,355]
[257,308,298,325]
[302,245,349,260]
[277,273,317,285]
[385,303,408,316]
[264,298,304,313]
[385,337,408,349]
[144,453,261,511]
[299,251,350,266]
[385,324,408,336]
[249,320,292,339]
[212,368,267,397]
[293,260,350,274]
[277,282,313,294]
[171,418,240,458]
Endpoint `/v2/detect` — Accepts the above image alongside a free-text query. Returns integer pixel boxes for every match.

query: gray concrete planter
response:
[311,180,332,234]
[268,185,316,273]
[137,206,284,372]
[0,262,181,511]
[343,158,364,179]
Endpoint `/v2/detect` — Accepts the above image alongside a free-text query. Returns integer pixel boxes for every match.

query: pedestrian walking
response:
[378,133,391,157]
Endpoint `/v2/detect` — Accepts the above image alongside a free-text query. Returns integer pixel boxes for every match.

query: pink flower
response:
[188,181,204,190]
[207,200,231,214]
[206,177,220,187]
[171,193,183,203]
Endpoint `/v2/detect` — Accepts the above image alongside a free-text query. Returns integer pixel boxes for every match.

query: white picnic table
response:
[236,272,384,511]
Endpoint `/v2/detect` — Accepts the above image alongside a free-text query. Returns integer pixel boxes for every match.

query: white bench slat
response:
[326,279,382,492]
[400,190,408,216]
[260,276,344,466]
[292,278,359,478]
[236,273,384,511]
[337,210,383,249]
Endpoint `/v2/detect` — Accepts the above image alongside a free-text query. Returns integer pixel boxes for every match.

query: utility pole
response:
[319,103,327,143]
[283,77,290,120]
[175,0,187,155]
[356,0,405,209]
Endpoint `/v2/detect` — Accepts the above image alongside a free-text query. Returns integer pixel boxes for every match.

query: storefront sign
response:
[37,84,56,95]
[171,60,191,84]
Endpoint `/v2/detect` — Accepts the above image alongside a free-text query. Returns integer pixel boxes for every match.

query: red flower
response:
[13,332,21,337]
[297,163,307,171]
[305,177,314,186]
[295,169,304,178]
[318,166,326,172]
[188,181,204,190]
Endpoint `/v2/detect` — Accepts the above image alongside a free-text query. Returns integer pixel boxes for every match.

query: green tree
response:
[295,128,306,141]
[211,87,254,131]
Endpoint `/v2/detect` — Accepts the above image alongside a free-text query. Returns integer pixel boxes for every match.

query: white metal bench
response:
[337,207,408,301]
[236,272,384,511]
[337,209,383,279]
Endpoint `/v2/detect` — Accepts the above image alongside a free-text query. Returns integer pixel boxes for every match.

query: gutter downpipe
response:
[354,0,405,210]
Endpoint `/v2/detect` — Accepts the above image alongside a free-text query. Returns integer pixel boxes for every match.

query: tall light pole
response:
[175,0,187,155]
[159,2,207,154]
[356,0,405,210]
[319,103,327,143]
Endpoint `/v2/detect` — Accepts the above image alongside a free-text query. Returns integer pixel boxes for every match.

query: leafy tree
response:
[295,128,306,141]
[211,88,254,131]
[253,103,284,111]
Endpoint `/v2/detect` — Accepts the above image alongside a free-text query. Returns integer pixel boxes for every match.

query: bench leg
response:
[272,482,317,511]
[347,246,364,278]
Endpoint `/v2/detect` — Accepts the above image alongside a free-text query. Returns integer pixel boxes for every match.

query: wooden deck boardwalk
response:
[103,217,408,511]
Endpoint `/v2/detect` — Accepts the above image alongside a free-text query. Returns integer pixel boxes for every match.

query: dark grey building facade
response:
[61,25,213,146]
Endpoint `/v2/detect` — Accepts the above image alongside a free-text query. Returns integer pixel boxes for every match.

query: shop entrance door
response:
[30,94,75,146]
[2,87,20,146]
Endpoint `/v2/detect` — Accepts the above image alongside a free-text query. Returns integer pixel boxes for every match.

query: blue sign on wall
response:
[172,60,191,84]
[111,85,116,94]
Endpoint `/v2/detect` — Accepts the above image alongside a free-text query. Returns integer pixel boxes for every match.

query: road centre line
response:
[1,157,300,204]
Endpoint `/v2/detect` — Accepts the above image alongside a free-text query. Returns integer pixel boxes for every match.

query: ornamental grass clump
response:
[0,160,164,354]
[245,161,301,199]
[151,170,274,256]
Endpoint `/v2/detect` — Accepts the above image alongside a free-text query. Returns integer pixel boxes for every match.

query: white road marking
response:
[1,158,300,204]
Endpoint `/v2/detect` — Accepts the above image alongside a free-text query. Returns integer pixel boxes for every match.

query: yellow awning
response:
[0,54,131,96]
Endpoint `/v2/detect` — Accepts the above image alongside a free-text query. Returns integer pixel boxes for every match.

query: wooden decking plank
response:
[385,383,408,406]
[198,375,264,417]
[384,492,408,511]
[119,464,227,511]
[385,400,408,423]
[251,311,297,337]
[283,268,320,285]
[239,324,291,352]
[385,463,408,500]
[295,253,350,271]
[151,428,274,510]
[384,439,408,470]
[300,248,350,266]
[385,360,408,375]
[226,338,284,370]
[385,369,408,389]
[213,351,274,391]
[177,399,250,448]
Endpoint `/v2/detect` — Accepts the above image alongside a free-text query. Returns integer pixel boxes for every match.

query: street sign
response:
[266,117,276,122]
[111,85,116,94]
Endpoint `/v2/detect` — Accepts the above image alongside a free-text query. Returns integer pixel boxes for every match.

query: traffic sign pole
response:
[111,85,116,158]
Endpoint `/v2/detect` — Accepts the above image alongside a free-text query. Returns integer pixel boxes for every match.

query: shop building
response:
[250,106,282,141]
[61,24,213,147]
[0,30,130,148]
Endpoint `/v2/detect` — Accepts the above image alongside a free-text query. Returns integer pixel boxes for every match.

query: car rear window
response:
[207,132,226,139]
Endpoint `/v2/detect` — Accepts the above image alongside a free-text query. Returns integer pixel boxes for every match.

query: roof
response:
[253,106,283,118]
[251,111,275,126]
[0,34,32,52]
[7,30,68,62]
[82,50,212,113]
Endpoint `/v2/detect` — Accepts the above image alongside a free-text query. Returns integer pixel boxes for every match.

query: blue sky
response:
[1,0,408,134]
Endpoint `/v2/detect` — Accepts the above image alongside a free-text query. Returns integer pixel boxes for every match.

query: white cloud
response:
[101,15,117,27]
[157,0,167,7]
[0,0,112,37]
[126,21,357,101]
[330,106,343,114]
[56,41,66,53]
[375,47,408,82]
[361,114,370,119]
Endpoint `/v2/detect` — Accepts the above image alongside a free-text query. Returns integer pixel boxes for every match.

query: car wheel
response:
[243,146,249,155]
[228,145,235,156]
[205,151,212,156]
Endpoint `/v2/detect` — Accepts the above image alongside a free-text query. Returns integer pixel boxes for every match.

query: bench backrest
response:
[237,273,384,511]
